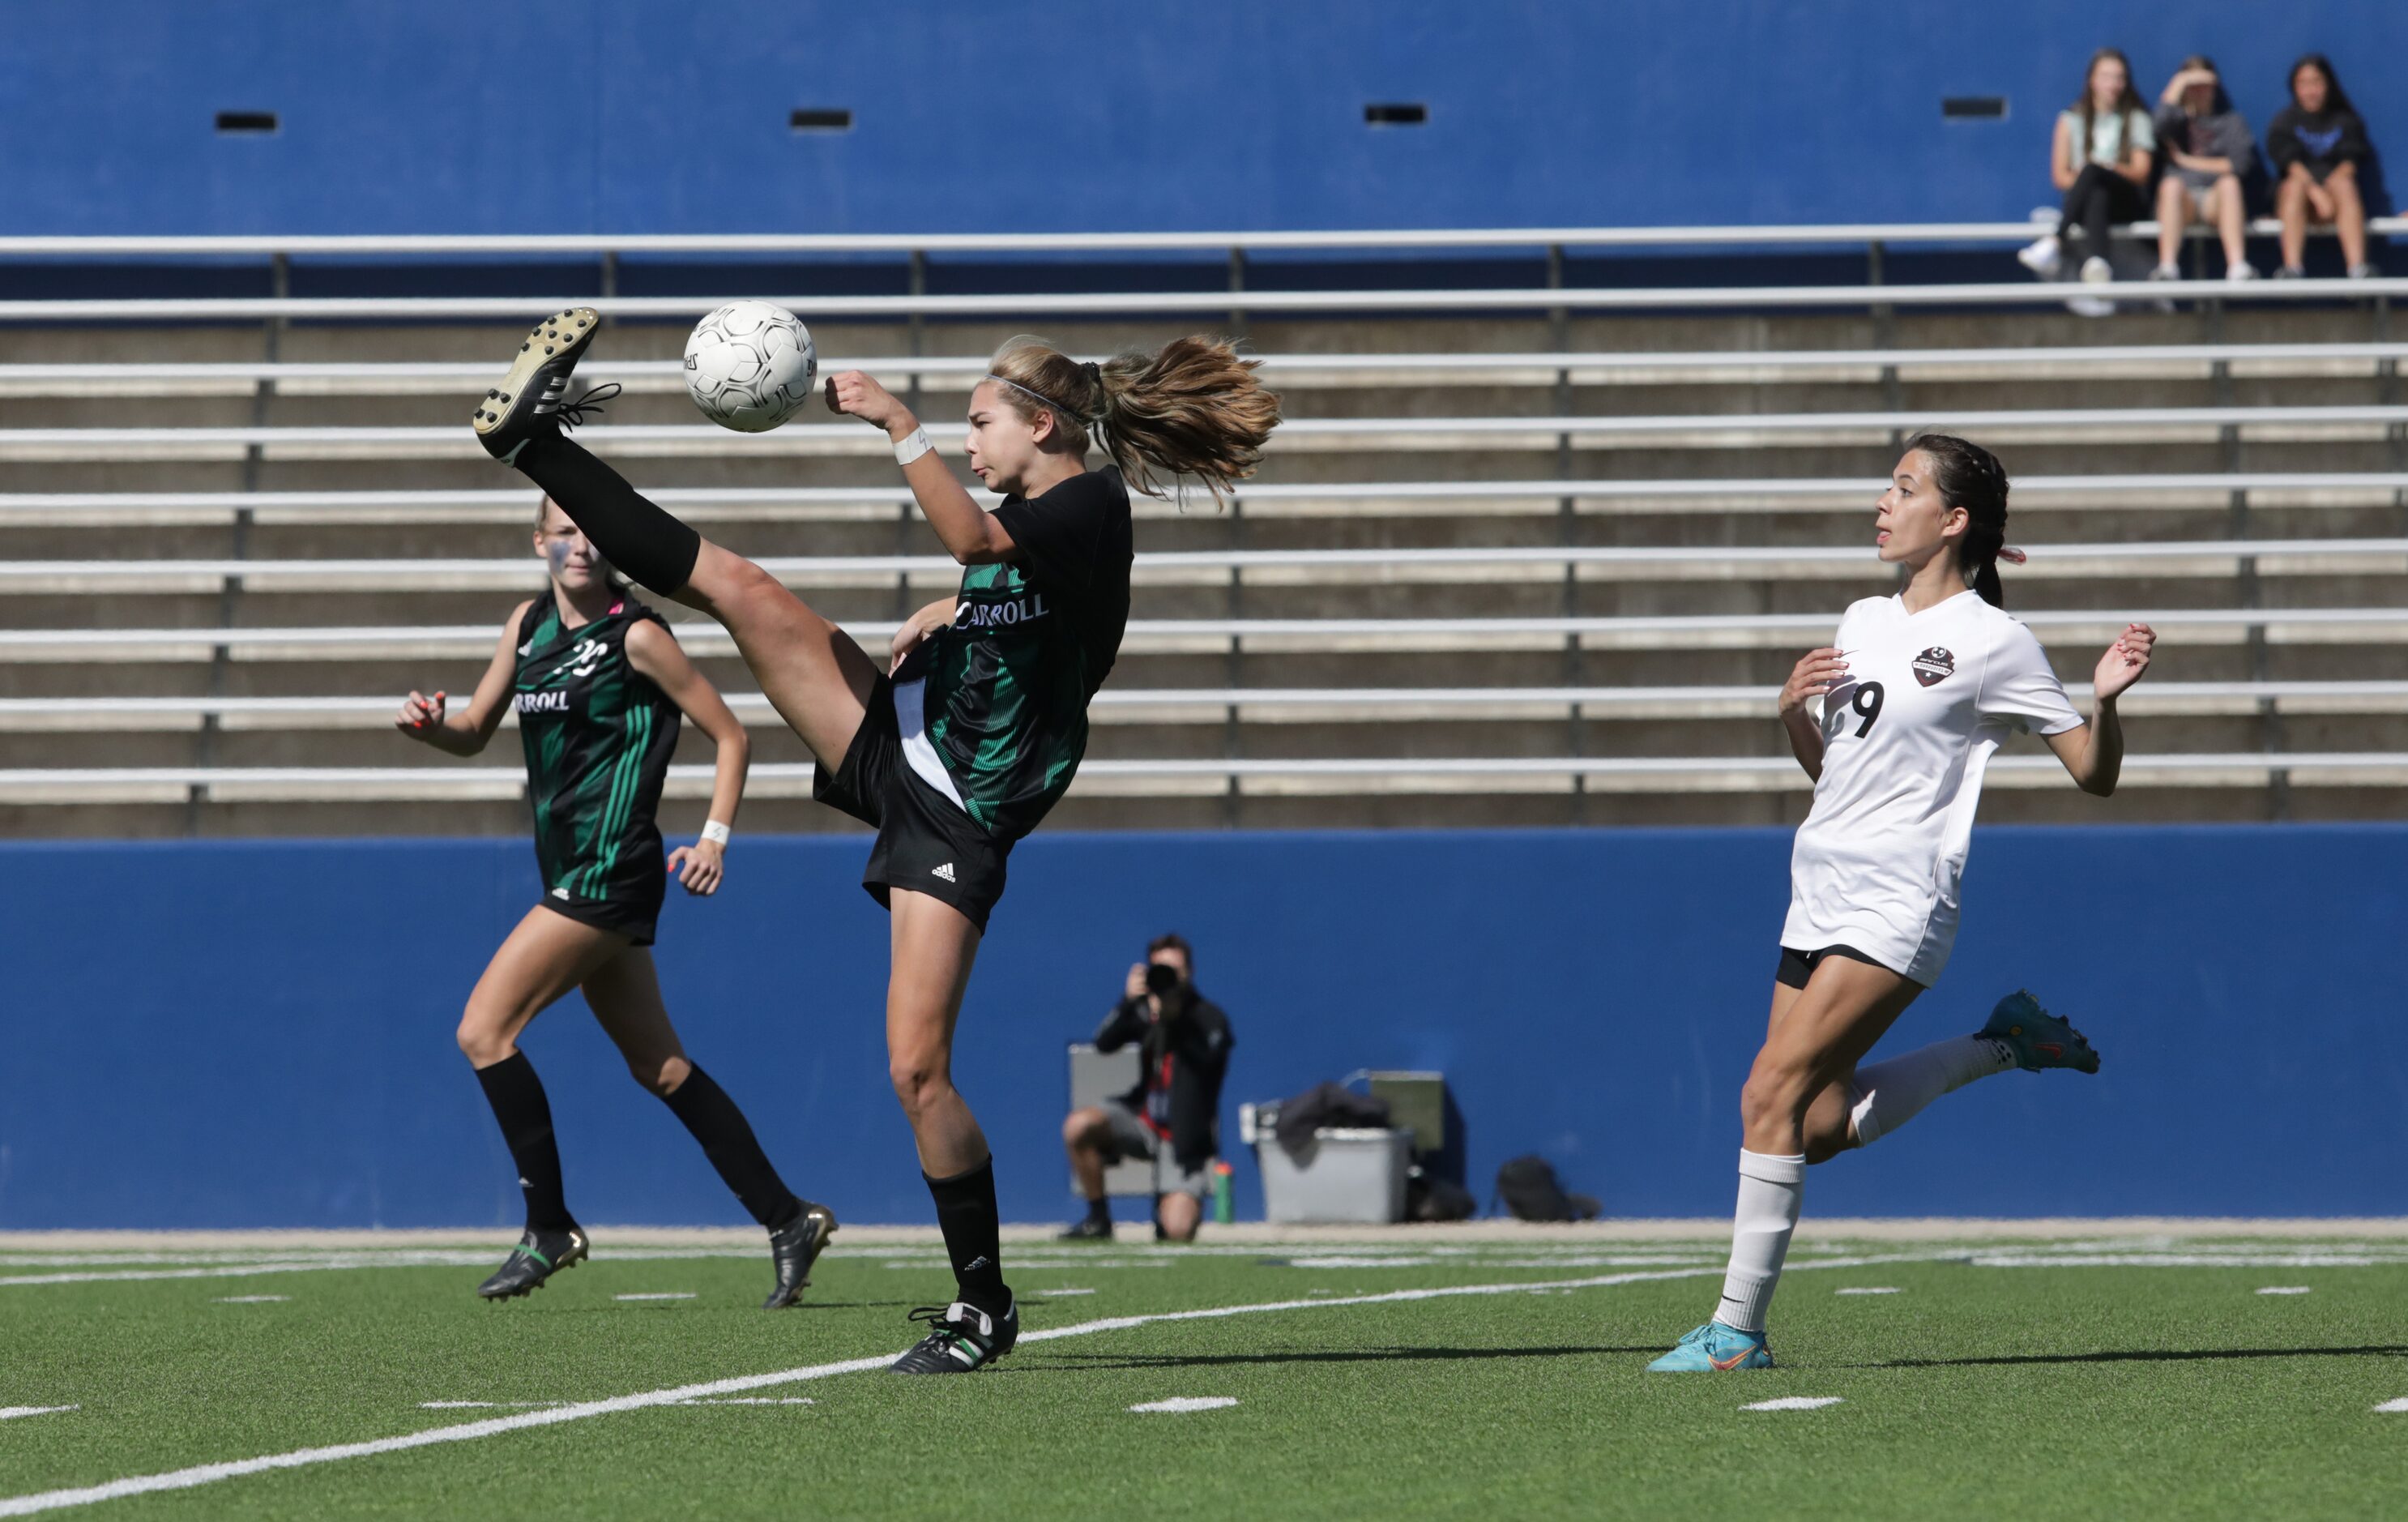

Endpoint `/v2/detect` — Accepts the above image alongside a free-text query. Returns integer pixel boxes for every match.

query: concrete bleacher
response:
[3,224,2405,835]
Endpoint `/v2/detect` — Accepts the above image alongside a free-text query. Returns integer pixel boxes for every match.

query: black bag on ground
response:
[1407,1167,1479,1222]
[1494,1155,1600,1222]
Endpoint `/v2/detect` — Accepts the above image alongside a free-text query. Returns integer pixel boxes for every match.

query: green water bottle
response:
[1210,1160,1236,1224]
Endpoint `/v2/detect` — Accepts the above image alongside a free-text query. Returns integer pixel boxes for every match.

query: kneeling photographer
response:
[1060,934,1234,1242]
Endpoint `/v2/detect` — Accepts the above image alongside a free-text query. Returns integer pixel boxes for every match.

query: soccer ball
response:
[684,301,817,433]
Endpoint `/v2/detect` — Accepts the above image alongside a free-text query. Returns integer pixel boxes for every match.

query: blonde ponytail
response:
[984,335,1280,502]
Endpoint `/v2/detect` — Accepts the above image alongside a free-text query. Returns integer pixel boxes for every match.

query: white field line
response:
[1968,1253,2387,1268]
[0,1409,77,1422]
[0,1253,1932,1517]
[213,1296,291,1305]
[1834,1287,1902,1295]
[1129,1396,1240,1414]
[2376,1398,2408,1413]
[2257,1286,2314,1295]
[1744,1396,1845,1412]
[613,1293,696,1302]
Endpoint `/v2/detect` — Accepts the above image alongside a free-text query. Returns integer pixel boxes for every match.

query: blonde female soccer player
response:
[398,495,834,1306]
[468,310,1277,1371]
[1650,434,2156,1371]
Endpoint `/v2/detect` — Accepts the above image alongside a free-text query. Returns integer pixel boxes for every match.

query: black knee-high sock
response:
[660,1066,803,1231]
[474,1052,574,1233]
[513,430,701,596]
[924,1157,1010,1315]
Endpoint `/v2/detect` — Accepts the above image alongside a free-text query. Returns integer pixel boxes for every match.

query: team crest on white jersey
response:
[1911,647,1957,687]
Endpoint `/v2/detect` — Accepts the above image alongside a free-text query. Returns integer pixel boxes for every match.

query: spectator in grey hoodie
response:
[2152,57,2258,282]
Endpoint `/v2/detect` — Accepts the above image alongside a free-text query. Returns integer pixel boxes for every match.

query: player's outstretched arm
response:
[627,617,749,896]
[888,596,959,674]
[395,601,528,757]
[1777,646,1844,782]
[824,370,1017,566]
[2047,622,2156,797]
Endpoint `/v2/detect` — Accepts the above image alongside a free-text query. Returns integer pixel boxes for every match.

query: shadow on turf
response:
[1855,1345,2408,1370]
[1036,1345,1657,1371]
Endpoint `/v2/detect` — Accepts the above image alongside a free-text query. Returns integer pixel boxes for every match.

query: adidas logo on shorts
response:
[931,862,956,883]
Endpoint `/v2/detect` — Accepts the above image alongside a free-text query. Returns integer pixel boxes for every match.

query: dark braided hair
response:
[1901,433,2015,607]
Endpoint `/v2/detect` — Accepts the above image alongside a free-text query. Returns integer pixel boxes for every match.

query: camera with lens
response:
[1144,961,1183,995]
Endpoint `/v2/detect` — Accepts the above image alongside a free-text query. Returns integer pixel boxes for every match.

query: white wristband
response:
[700,820,732,847]
[893,427,933,466]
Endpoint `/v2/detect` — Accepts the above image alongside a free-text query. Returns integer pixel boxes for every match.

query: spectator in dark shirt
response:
[2267,53,2375,279]
[1059,933,1235,1242]
[2151,58,2258,282]
[2020,48,2155,289]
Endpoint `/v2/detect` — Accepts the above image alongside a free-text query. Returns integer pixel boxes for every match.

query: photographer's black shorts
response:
[813,676,1010,934]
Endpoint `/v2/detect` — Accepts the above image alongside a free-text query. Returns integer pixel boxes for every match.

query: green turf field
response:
[4,1229,2406,1519]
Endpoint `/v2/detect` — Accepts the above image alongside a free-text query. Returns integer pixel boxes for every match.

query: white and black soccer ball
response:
[684,301,816,433]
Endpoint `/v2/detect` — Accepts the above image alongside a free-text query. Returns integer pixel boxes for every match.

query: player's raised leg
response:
[883,889,1018,1373]
[1818,990,2099,1153]
[455,907,625,1299]
[472,308,880,771]
[579,949,838,1309]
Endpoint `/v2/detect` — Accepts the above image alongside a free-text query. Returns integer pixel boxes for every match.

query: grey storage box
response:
[1066,1042,1153,1198]
[1242,1104,1410,1224]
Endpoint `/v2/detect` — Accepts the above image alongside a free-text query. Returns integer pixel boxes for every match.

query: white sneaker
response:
[2079,255,2113,284]
[2150,264,2180,281]
[2066,295,2116,319]
[2017,234,2064,276]
[2349,263,2377,280]
[2227,261,2259,283]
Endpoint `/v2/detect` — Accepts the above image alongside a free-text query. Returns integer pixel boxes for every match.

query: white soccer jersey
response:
[1779,590,2084,985]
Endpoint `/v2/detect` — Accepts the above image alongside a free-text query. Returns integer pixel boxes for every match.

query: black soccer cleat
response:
[476,1225,589,1300]
[888,1298,1018,1374]
[471,306,611,464]
[762,1200,839,1310]
[1056,1216,1112,1242]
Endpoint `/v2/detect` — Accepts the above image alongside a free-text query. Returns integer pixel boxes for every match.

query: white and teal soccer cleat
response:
[1979,990,2100,1074]
[1647,1321,1774,1372]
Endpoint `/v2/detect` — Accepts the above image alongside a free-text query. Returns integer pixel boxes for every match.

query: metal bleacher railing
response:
[3,220,2406,810]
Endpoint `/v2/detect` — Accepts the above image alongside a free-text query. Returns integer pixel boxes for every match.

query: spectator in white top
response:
[2150,57,2258,283]
[2019,48,2156,289]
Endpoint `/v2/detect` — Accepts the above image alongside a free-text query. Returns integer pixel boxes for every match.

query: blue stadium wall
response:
[2,825,2398,1229]
[2,0,2402,235]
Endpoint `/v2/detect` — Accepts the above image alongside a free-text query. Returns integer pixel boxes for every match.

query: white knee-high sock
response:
[1714,1149,1805,1333]
[1848,1034,2014,1147]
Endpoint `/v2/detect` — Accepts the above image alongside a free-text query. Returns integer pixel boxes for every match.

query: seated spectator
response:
[2020,48,2156,288]
[2267,53,2375,279]
[2151,58,2257,282]
[1059,934,1234,1242]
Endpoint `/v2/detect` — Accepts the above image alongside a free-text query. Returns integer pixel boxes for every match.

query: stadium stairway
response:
[3,302,2406,836]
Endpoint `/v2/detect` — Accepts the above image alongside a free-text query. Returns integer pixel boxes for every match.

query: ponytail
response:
[984,335,1281,503]
[1901,432,2017,607]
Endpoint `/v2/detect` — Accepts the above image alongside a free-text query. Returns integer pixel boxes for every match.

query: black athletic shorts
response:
[813,675,1010,933]
[1775,943,1889,990]
[537,882,662,948]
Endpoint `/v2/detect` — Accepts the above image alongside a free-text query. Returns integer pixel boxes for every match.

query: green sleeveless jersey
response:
[513,596,681,904]
[909,467,1133,840]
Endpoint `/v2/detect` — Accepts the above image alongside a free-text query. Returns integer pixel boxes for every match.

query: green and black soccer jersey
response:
[513,596,681,918]
[907,466,1133,840]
